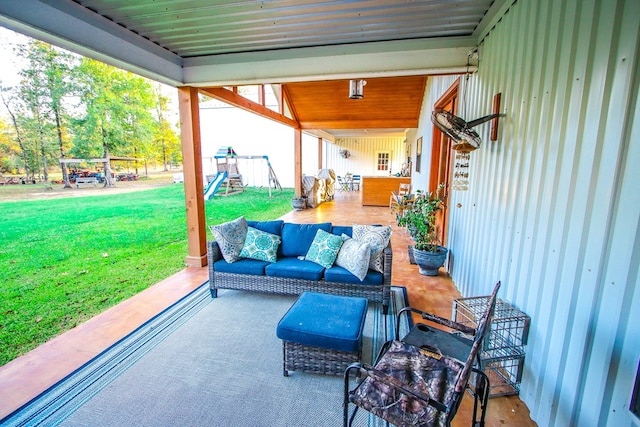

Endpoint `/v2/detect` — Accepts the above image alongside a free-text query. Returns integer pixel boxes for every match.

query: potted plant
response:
[291,197,306,210]
[397,184,448,276]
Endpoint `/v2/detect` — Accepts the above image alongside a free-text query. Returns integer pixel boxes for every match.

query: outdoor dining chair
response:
[344,281,501,427]
[336,176,349,192]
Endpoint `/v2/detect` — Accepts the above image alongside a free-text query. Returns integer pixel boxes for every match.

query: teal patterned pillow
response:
[352,224,392,273]
[305,229,344,268]
[208,216,248,263]
[336,235,371,281]
[239,226,281,263]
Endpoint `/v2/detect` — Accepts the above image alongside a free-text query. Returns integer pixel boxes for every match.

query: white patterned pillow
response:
[352,224,392,273]
[305,229,344,268]
[336,234,371,281]
[208,216,248,263]
[239,226,281,263]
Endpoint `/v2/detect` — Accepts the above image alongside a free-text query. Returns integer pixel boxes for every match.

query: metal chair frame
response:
[344,282,500,427]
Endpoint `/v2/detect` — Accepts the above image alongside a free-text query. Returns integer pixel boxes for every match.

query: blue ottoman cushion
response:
[277,292,368,353]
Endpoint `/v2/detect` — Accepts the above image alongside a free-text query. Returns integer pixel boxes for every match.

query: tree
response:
[14,40,77,184]
[74,58,156,186]
[0,88,32,178]
[153,83,181,171]
[0,116,20,173]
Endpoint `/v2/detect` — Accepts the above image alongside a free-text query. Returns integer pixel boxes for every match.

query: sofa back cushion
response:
[246,220,284,236]
[331,225,353,237]
[281,222,332,257]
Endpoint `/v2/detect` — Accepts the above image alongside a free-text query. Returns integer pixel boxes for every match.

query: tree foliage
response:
[0,39,181,179]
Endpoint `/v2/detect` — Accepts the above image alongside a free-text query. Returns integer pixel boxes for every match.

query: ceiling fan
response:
[431,108,505,152]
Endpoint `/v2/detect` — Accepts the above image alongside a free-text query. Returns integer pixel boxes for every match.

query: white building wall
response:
[199,101,297,188]
[416,0,640,426]
[324,136,407,177]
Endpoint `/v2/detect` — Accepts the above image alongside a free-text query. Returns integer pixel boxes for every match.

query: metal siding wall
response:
[421,0,640,426]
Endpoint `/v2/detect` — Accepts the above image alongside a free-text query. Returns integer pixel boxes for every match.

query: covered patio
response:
[0,192,535,425]
[1,1,638,426]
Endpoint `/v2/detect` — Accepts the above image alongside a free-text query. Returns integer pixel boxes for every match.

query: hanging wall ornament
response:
[452,151,470,191]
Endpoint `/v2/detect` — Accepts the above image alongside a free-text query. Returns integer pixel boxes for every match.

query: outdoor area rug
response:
[4,285,410,427]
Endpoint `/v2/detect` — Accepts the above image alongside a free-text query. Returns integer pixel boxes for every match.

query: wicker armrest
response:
[207,240,222,266]
[382,242,393,285]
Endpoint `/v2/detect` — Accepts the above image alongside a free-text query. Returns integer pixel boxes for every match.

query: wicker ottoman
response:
[276,292,368,376]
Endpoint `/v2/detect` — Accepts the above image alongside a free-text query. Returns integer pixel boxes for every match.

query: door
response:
[375,151,391,176]
[430,79,459,247]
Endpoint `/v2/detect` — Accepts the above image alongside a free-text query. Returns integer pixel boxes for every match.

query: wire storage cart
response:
[453,296,530,397]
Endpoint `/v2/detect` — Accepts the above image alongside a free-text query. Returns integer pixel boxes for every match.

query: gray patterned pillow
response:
[336,234,371,281]
[305,229,344,268]
[239,226,281,263]
[209,216,248,263]
[352,224,392,273]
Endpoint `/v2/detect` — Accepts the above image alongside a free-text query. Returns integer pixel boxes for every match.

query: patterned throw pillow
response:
[239,226,281,263]
[352,224,392,273]
[305,229,345,268]
[336,235,371,281]
[208,216,248,263]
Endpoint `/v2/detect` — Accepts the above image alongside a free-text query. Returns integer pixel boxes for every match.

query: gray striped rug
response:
[4,285,409,427]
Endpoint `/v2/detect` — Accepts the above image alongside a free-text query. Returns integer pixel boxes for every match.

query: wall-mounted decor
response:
[431,107,505,153]
[339,149,351,159]
[452,152,470,191]
[416,137,422,173]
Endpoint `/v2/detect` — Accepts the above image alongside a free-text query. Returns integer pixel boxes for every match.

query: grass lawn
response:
[0,185,294,366]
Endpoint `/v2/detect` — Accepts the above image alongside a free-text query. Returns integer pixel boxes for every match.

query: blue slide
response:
[204,171,227,200]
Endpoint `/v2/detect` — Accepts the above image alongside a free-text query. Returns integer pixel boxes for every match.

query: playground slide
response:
[204,171,227,200]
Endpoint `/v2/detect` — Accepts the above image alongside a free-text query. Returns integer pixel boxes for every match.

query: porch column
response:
[294,128,302,198]
[178,86,207,267]
[317,137,323,170]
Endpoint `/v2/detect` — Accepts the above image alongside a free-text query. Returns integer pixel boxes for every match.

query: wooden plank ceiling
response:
[283,76,427,130]
[203,75,428,136]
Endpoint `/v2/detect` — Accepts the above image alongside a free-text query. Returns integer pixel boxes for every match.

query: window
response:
[377,152,390,171]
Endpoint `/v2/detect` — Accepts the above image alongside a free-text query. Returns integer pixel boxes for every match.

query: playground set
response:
[203,147,282,200]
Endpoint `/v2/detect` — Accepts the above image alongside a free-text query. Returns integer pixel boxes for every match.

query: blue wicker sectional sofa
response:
[207,219,392,313]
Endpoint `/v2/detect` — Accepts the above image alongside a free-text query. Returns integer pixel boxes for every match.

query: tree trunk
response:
[1,93,31,180]
[55,109,71,188]
[102,127,115,187]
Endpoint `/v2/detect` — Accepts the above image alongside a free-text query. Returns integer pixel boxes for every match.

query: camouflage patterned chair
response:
[344,282,500,427]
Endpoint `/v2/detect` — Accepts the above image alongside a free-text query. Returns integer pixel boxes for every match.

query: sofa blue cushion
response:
[246,220,284,236]
[265,257,325,281]
[331,225,353,237]
[324,266,384,285]
[280,222,332,257]
[214,258,270,275]
[276,292,368,353]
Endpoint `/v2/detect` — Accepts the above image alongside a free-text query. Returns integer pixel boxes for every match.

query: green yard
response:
[0,184,294,365]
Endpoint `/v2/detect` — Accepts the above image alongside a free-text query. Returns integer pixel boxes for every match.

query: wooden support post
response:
[294,128,302,198]
[178,86,207,267]
[317,137,323,170]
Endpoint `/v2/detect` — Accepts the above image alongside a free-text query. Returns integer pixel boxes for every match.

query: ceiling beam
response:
[299,119,419,130]
[183,38,477,86]
[199,87,299,129]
